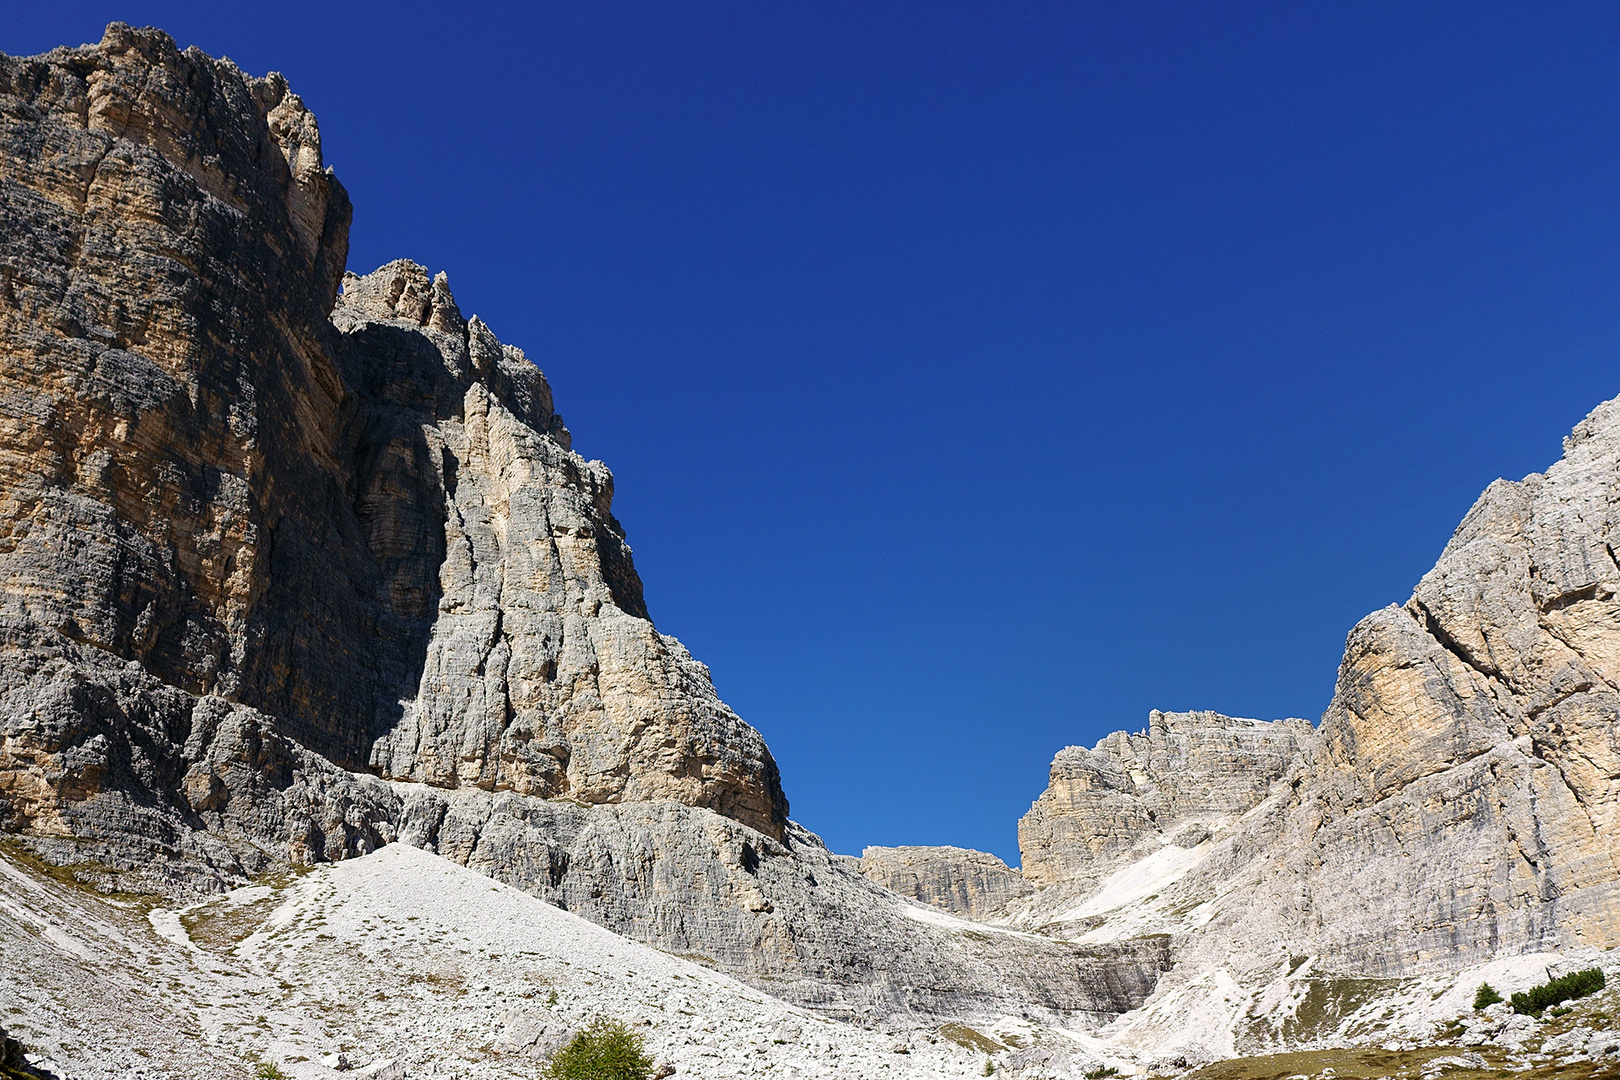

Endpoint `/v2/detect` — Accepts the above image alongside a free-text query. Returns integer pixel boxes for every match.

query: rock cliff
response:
[1007,397,1620,1055]
[0,26,786,858]
[1017,710,1312,894]
[0,24,1166,1027]
[857,844,1033,918]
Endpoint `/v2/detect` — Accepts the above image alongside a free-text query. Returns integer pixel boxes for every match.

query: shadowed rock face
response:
[332,261,786,832]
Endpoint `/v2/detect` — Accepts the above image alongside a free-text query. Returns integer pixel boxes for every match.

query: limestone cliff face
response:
[333,261,785,831]
[0,26,786,856]
[857,845,1033,918]
[1017,710,1313,892]
[1012,395,1620,1051]
[1287,393,1620,969]
[0,26,1168,1027]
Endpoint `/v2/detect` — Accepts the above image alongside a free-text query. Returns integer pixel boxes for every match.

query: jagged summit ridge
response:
[331,257,788,830]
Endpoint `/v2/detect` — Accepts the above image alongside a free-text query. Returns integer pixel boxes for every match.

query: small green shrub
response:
[1510,968,1606,1016]
[543,1017,653,1080]
[982,1058,995,1076]
[1474,982,1504,1010]
[254,1066,288,1080]
[1083,1069,1119,1079]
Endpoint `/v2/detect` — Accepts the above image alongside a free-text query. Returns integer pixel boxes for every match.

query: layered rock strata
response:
[857,844,1033,919]
[1017,710,1312,894]
[0,25,1167,1025]
[0,23,783,873]
[1011,397,1620,1053]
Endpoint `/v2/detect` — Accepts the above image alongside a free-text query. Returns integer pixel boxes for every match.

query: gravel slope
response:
[0,842,1006,1078]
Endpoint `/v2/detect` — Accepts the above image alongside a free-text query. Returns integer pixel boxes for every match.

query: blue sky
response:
[11,3,1620,864]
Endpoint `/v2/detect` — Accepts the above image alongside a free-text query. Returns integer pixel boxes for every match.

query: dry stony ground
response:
[0,841,1012,1079]
[1140,957,1620,1080]
[5,836,1620,1080]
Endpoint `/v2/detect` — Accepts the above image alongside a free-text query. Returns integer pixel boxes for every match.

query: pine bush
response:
[543,1017,654,1080]
[1510,968,1605,1016]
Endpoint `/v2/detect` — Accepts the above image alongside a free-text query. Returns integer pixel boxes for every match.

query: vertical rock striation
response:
[0,23,395,875]
[1282,394,1620,970]
[0,25,1167,1026]
[333,262,784,832]
[0,25,785,872]
[1013,396,1620,1052]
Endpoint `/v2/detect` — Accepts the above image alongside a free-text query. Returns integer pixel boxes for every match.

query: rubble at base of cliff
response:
[6,839,1620,1080]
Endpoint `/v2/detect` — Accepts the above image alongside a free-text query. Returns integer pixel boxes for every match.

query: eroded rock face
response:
[1017,711,1313,892]
[1287,395,1620,970]
[1015,396,1620,1052]
[857,845,1033,919]
[333,260,786,833]
[398,793,1165,1021]
[0,25,786,854]
[0,25,1161,1027]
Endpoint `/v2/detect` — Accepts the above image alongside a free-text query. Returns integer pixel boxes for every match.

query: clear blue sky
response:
[11,4,1620,865]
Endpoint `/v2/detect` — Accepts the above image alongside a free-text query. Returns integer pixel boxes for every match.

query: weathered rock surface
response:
[1017,709,1312,894]
[0,24,1166,1028]
[0,23,783,873]
[857,844,1032,919]
[333,260,786,833]
[0,842,1014,1080]
[1012,395,1620,1053]
[399,792,1165,1020]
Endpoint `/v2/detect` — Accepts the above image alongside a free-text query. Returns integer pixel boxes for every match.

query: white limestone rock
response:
[857,845,1033,918]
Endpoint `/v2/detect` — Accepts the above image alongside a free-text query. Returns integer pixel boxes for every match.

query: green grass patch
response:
[1269,977,1401,1044]
[938,1022,1002,1054]
[179,894,282,953]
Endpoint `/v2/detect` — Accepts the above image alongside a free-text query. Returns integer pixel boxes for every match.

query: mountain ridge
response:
[4,21,1620,1078]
